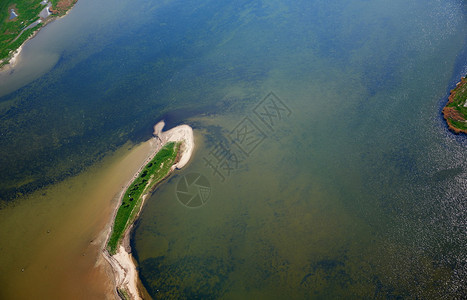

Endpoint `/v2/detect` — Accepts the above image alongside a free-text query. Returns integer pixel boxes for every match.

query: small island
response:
[106,141,181,255]
[103,121,194,300]
[0,0,77,68]
[443,76,467,134]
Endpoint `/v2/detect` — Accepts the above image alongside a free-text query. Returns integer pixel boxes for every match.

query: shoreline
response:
[102,121,194,299]
[0,1,77,71]
[442,76,467,134]
[8,44,23,67]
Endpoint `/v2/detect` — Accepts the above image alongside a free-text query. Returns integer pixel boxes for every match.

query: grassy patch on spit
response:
[107,142,180,254]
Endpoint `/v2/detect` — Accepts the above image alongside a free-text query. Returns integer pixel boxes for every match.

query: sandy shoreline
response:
[103,121,194,299]
[0,43,24,73]
[0,1,77,71]
[8,45,23,67]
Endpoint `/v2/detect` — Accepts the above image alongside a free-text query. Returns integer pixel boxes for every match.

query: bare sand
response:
[154,121,194,169]
[0,44,23,72]
[8,45,23,66]
[103,121,194,299]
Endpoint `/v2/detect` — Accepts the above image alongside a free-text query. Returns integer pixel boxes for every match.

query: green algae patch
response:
[107,141,180,254]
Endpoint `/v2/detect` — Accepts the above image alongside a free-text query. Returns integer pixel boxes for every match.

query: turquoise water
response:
[1,0,467,298]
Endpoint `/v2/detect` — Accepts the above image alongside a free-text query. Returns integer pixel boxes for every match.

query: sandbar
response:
[103,121,194,299]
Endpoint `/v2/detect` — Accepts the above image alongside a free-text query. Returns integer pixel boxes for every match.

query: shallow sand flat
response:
[0,140,155,300]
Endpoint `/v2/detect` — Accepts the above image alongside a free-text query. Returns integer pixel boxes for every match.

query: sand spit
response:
[103,121,194,299]
[154,121,194,169]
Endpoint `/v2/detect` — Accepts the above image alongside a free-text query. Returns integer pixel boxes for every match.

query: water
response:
[0,140,155,299]
[1,0,467,298]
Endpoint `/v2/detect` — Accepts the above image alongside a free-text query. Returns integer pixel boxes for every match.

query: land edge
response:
[442,76,467,134]
[0,0,78,70]
[102,121,194,300]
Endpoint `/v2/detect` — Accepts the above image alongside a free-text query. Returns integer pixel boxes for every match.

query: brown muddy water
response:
[0,141,153,299]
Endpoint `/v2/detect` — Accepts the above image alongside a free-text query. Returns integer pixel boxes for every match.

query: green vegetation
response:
[443,77,467,134]
[0,0,75,65]
[117,288,130,300]
[107,142,180,254]
[1,0,41,64]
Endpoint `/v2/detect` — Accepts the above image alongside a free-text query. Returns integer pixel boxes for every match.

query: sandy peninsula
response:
[103,121,194,299]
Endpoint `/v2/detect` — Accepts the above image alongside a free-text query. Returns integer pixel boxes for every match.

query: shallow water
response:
[0,141,153,299]
[132,0,467,298]
[1,0,467,298]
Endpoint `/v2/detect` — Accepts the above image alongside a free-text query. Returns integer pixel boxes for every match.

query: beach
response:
[6,45,23,69]
[102,121,194,299]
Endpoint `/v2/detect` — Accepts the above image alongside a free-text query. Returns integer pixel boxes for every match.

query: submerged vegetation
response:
[443,77,467,134]
[0,0,245,202]
[107,141,180,255]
